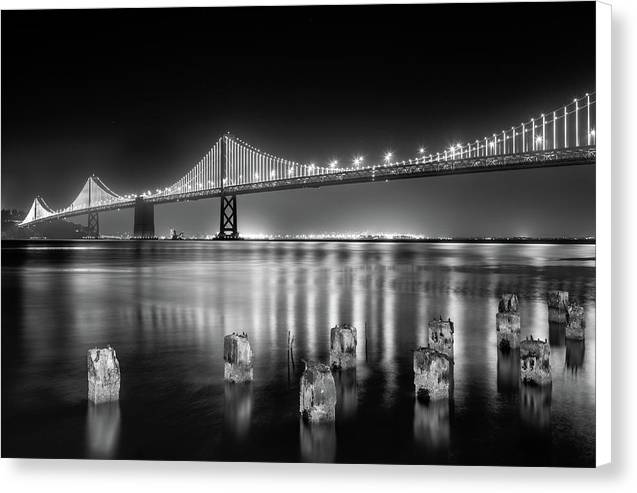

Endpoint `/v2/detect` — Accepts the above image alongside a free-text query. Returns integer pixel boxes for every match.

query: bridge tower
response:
[217,134,239,239]
[87,177,99,238]
[87,212,99,239]
[133,197,155,239]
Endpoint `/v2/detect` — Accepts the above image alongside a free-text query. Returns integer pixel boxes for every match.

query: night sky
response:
[1,2,596,237]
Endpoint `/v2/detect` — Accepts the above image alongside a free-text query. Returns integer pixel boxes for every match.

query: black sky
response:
[1,2,596,237]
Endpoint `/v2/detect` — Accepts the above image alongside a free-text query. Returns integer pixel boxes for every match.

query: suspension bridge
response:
[19,93,596,239]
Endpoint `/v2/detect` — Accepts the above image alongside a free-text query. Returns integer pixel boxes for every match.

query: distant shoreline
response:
[242,238,596,244]
[2,238,596,245]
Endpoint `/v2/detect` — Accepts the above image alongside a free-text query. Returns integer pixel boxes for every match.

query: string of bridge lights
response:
[126,91,596,199]
[24,92,595,223]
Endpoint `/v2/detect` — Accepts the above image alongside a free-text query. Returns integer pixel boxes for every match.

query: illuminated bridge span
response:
[20,92,596,238]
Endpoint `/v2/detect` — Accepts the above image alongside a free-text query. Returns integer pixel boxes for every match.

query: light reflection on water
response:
[2,240,595,465]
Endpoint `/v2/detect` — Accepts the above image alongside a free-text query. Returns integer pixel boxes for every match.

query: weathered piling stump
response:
[498,293,520,314]
[496,293,521,351]
[413,347,453,401]
[520,336,551,386]
[87,346,121,404]
[427,317,454,359]
[565,302,585,340]
[547,290,569,324]
[329,324,357,369]
[224,332,254,383]
[299,361,337,423]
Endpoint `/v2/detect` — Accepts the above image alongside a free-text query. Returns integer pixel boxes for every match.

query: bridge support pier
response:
[217,194,239,239]
[133,197,155,239]
[87,211,99,239]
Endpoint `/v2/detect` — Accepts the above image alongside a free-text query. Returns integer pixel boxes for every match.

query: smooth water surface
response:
[1,240,595,465]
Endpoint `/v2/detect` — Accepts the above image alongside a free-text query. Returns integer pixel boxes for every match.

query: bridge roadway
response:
[26,146,595,227]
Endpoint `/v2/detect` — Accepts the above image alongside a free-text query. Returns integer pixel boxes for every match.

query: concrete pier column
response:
[87,211,99,239]
[496,293,521,351]
[547,290,569,324]
[223,333,254,383]
[565,302,585,340]
[329,324,357,369]
[87,346,121,404]
[413,347,452,401]
[299,361,337,423]
[520,336,551,386]
[427,317,454,359]
[133,197,155,239]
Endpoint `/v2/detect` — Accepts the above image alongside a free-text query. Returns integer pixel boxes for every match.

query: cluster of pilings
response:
[85,290,585,453]
[411,316,455,404]
[492,289,587,430]
[547,290,586,374]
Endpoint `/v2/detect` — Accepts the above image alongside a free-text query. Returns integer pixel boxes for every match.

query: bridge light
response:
[384,152,392,163]
[254,173,259,179]
[329,160,338,168]
[419,147,425,154]
[536,135,543,144]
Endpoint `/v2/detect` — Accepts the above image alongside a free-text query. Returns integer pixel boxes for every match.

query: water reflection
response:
[85,402,121,459]
[2,241,595,465]
[334,369,357,420]
[520,385,552,432]
[224,382,253,440]
[566,340,585,372]
[299,420,336,463]
[549,322,566,347]
[413,399,451,460]
[497,348,520,394]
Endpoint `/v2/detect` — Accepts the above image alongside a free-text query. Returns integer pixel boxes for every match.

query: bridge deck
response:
[22,146,595,226]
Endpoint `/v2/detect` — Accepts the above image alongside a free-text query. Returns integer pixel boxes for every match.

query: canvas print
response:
[1,2,596,466]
